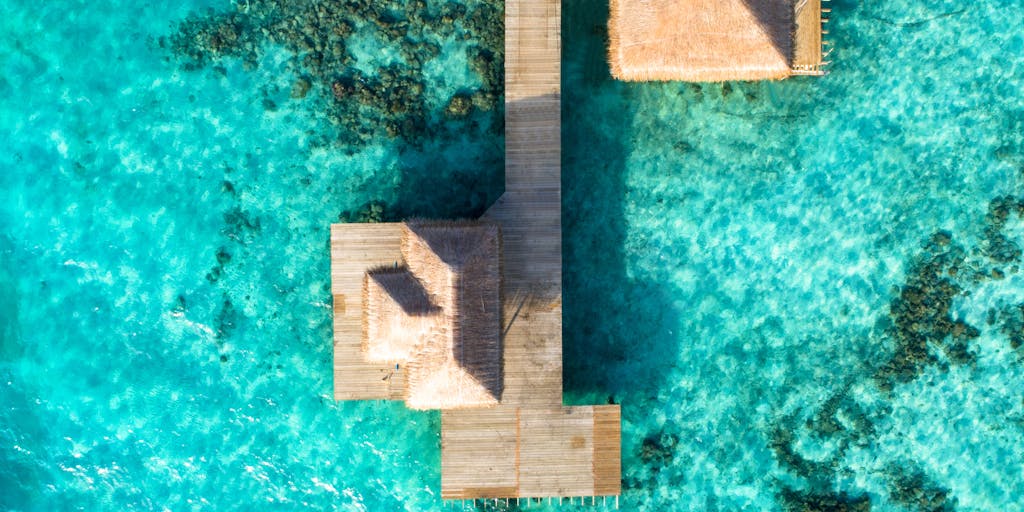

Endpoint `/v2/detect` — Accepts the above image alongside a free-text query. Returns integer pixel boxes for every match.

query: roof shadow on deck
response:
[741,0,797,63]
[562,0,682,403]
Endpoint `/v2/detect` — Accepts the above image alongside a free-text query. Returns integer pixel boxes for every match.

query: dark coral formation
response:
[982,195,1024,263]
[339,200,388,223]
[215,293,241,341]
[998,302,1024,350]
[639,429,679,468]
[221,206,262,244]
[779,488,872,512]
[772,195,1024,510]
[167,0,504,147]
[769,422,838,489]
[874,231,979,390]
[875,195,1024,388]
[887,466,957,512]
[206,246,234,283]
[806,389,876,449]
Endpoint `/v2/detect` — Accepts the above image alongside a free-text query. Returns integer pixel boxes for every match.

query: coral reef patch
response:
[167,0,504,147]
[874,231,979,390]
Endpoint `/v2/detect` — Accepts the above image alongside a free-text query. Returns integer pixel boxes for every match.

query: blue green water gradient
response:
[3,0,1024,510]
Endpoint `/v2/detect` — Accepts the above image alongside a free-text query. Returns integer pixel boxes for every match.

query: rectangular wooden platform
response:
[330,223,407,401]
[441,406,621,499]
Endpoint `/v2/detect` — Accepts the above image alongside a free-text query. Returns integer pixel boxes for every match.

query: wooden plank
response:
[518,407,595,497]
[330,223,407,401]
[593,405,622,495]
[486,0,564,408]
[442,406,622,498]
[441,408,520,499]
[793,0,824,71]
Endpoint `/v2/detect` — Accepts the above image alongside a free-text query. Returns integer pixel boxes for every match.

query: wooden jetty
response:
[330,0,621,501]
[793,0,830,76]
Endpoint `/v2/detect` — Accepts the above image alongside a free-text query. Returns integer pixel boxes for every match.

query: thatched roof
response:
[362,266,440,364]
[608,0,795,82]
[400,220,502,410]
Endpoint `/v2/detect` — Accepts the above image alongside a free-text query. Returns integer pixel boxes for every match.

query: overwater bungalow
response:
[362,220,502,410]
[332,218,621,500]
[331,0,621,503]
[608,0,828,81]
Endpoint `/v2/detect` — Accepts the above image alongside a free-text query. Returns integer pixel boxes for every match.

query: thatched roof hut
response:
[400,220,502,410]
[359,220,502,410]
[362,266,440,364]
[608,0,796,82]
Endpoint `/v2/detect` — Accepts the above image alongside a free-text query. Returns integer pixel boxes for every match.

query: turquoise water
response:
[2,0,1024,510]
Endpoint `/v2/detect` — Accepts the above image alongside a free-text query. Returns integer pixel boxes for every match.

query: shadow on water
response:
[389,126,505,221]
[561,1,681,403]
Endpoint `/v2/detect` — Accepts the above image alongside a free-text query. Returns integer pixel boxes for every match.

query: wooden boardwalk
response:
[793,0,827,75]
[441,0,620,500]
[330,0,621,500]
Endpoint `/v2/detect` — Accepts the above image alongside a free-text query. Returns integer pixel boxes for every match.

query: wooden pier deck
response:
[330,223,407,401]
[440,0,620,500]
[793,0,827,75]
[330,0,621,500]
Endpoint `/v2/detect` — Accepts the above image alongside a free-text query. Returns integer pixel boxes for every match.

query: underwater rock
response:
[290,77,311,99]
[770,424,836,484]
[887,466,956,512]
[806,390,877,448]
[982,195,1024,263]
[216,246,232,266]
[445,93,473,118]
[673,140,695,154]
[639,430,678,467]
[339,200,388,223]
[170,0,504,148]
[172,294,188,314]
[875,231,978,390]
[779,488,871,512]
[215,295,241,341]
[206,266,222,283]
[998,303,1024,350]
[221,206,262,244]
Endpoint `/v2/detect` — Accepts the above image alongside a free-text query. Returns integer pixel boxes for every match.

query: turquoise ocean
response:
[2,0,1024,510]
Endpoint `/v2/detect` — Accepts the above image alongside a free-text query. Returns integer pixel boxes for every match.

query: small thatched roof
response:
[400,220,502,410]
[608,0,795,82]
[362,266,440,364]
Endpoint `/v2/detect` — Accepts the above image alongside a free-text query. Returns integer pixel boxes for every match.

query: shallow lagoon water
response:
[2,0,1024,510]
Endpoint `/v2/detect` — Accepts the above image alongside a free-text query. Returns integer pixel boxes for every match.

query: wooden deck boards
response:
[441,406,621,499]
[440,408,520,499]
[441,0,619,500]
[330,223,407,401]
[793,0,825,74]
